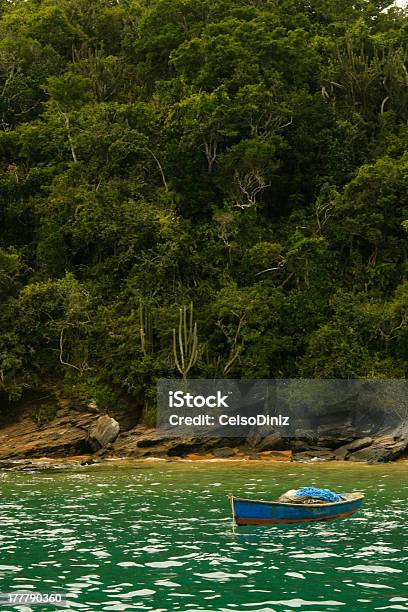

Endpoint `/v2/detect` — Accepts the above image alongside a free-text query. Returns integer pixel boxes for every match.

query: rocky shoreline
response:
[0,401,407,470]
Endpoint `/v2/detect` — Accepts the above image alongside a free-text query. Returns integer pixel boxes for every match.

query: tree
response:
[0,0,407,411]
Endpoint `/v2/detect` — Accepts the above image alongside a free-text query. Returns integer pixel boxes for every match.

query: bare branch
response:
[59,328,82,372]
[277,116,293,130]
[59,110,77,163]
[233,169,271,209]
[255,266,281,276]
[146,147,169,192]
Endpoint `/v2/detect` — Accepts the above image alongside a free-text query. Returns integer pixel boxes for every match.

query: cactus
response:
[139,301,152,355]
[173,302,199,379]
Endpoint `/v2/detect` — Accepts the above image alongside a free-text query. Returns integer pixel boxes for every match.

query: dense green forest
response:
[0,0,407,413]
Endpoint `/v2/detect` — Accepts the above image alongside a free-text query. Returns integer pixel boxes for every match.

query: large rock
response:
[111,426,197,457]
[87,415,120,451]
[344,437,373,452]
[111,429,248,458]
[348,435,407,463]
[0,407,95,459]
[334,437,373,460]
[316,436,355,449]
[256,435,287,452]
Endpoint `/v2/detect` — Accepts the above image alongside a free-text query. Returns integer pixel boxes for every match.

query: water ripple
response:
[0,462,406,611]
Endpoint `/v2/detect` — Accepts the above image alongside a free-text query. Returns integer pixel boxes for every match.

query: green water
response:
[0,461,407,612]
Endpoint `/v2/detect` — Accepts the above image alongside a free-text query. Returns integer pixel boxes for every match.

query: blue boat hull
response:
[231,494,364,525]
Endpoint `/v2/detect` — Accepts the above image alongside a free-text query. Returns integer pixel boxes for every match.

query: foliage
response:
[141,404,157,428]
[30,402,57,427]
[0,0,407,406]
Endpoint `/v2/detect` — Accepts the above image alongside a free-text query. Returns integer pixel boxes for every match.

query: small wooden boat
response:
[229,492,364,525]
